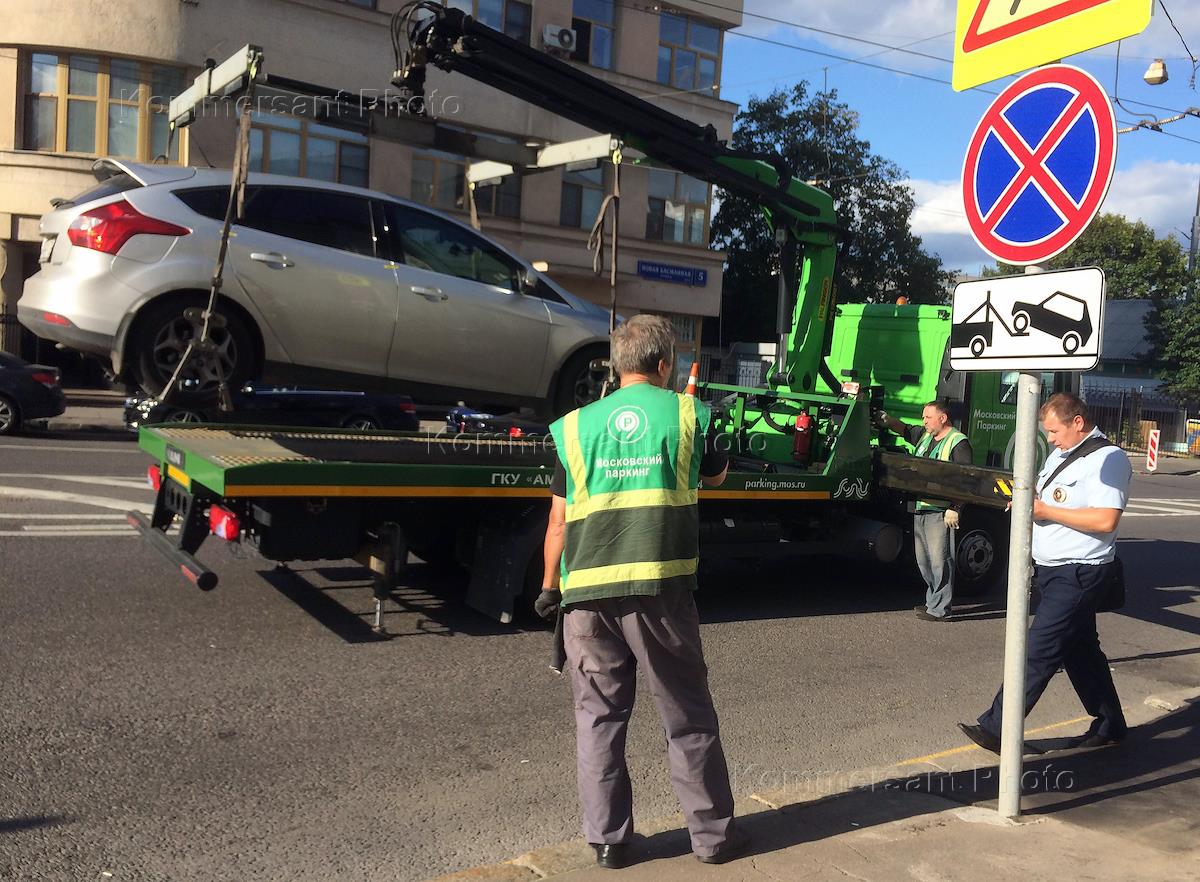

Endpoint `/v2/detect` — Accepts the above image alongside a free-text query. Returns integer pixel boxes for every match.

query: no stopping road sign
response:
[962,65,1117,266]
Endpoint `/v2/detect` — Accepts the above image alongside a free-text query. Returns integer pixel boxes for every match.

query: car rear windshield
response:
[63,173,142,208]
[0,352,25,369]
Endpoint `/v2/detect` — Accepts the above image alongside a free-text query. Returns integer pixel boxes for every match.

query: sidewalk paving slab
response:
[430,690,1200,882]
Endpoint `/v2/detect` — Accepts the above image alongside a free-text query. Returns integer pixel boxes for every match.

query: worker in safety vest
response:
[535,314,747,869]
[876,400,973,621]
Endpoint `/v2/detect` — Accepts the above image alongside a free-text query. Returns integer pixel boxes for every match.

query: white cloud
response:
[1105,159,1200,241]
[905,158,1200,274]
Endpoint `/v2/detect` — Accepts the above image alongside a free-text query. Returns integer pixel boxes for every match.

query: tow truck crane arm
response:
[392,3,843,408]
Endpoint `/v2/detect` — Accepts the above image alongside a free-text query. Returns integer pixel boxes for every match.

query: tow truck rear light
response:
[147,464,162,491]
[209,505,241,541]
[67,199,190,255]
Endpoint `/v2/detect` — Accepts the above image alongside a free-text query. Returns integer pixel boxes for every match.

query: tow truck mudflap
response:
[129,474,220,591]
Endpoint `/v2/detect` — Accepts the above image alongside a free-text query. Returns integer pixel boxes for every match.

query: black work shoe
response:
[1075,730,1127,749]
[913,604,929,612]
[591,843,630,869]
[958,722,1002,754]
[696,829,750,865]
[916,610,951,622]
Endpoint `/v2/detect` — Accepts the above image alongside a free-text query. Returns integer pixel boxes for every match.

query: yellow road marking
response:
[897,714,1094,766]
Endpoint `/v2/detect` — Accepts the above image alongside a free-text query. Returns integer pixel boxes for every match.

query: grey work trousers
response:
[914,510,955,617]
[563,587,735,857]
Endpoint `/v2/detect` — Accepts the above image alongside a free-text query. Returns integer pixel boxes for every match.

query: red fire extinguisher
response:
[793,411,813,465]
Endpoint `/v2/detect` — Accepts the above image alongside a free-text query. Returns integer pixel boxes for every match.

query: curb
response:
[425,686,1200,882]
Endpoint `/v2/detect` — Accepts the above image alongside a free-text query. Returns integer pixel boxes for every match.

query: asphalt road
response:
[2,432,1197,881]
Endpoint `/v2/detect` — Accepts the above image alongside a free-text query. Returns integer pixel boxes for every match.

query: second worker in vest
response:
[875,401,973,621]
[534,315,747,870]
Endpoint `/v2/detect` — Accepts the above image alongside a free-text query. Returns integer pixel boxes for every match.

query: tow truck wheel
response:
[970,336,987,358]
[955,508,1007,596]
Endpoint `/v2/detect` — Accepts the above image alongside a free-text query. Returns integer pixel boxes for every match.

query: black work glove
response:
[534,589,562,620]
[871,409,890,429]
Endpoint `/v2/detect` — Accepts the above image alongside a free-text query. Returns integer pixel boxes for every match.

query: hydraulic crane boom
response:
[392,2,843,403]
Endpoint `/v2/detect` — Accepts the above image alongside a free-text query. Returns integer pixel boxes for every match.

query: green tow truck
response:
[131,7,1020,625]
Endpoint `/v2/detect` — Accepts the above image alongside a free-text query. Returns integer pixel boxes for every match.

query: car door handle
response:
[410,285,447,301]
[250,252,295,268]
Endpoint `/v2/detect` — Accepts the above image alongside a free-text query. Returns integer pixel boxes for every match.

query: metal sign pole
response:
[998,263,1045,818]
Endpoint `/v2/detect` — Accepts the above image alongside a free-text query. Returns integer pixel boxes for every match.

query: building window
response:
[448,0,532,42]
[571,0,614,69]
[23,53,185,161]
[475,175,522,218]
[657,12,721,93]
[340,0,377,8]
[645,169,709,246]
[249,113,370,186]
[412,150,467,211]
[560,166,605,228]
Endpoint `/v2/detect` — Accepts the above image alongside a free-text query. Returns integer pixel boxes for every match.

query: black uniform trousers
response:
[978,561,1126,740]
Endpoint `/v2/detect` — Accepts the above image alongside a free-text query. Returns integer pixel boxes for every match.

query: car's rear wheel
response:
[0,394,21,436]
[342,414,381,431]
[1013,311,1030,334]
[552,346,609,416]
[134,298,256,405]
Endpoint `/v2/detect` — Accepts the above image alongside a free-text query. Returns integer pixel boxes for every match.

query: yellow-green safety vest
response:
[914,428,967,512]
[548,383,710,605]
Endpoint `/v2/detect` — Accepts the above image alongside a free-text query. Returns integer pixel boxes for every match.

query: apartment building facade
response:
[0,0,741,375]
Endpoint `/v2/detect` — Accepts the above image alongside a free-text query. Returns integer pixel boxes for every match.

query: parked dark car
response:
[125,383,420,432]
[445,405,550,436]
[0,351,66,434]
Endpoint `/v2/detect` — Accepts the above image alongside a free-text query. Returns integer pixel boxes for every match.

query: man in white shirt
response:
[959,393,1131,752]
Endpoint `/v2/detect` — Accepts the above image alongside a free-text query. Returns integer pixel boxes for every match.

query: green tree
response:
[1159,297,1200,399]
[982,213,1192,359]
[708,84,951,345]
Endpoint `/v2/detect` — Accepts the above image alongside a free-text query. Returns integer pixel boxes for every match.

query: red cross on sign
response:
[961,65,1117,266]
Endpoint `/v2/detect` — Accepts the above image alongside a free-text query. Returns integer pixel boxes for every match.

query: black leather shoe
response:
[958,722,1002,754]
[591,843,630,869]
[1075,730,1127,748]
[913,604,929,612]
[696,829,750,865]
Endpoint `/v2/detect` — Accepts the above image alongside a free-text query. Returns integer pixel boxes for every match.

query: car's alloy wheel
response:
[0,395,19,436]
[554,348,610,415]
[343,416,380,431]
[135,300,255,404]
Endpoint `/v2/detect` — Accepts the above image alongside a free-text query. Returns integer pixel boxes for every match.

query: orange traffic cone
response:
[683,362,699,398]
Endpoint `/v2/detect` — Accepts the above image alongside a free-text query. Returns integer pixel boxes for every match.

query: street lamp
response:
[1144,59,1169,85]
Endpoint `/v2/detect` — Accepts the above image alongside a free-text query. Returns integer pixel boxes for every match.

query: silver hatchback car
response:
[19,160,612,413]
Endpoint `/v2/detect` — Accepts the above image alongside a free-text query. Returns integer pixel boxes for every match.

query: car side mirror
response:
[518,269,538,295]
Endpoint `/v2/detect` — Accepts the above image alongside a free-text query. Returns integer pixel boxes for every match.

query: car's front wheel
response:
[0,394,21,436]
[552,346,610,416]
[134,298,256,404]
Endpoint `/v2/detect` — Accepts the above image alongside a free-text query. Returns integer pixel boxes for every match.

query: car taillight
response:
[399,401,417,413]
[30,371,59,388]
[209,505,241,541]
[147,464,162,491]
[42,312,72,326]
[66,200,190,255]
[509,426,525,437]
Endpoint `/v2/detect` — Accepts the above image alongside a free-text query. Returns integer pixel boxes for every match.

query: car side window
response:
[382,202,520,290]
[173,187,228,221]
[239,187,376,257]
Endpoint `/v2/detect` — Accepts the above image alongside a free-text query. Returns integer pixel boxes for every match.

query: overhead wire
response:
[1157,0,1198,88]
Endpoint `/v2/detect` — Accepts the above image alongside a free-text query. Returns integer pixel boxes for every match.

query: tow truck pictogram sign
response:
[950,266,1105,371]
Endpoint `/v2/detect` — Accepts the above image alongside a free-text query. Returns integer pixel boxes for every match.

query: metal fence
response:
[1083,385,1193,452]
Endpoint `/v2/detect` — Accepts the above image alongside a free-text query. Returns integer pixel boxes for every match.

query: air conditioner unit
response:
[542,24,577,54]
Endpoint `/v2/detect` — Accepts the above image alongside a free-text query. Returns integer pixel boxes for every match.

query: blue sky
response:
[717,1,1200,276]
